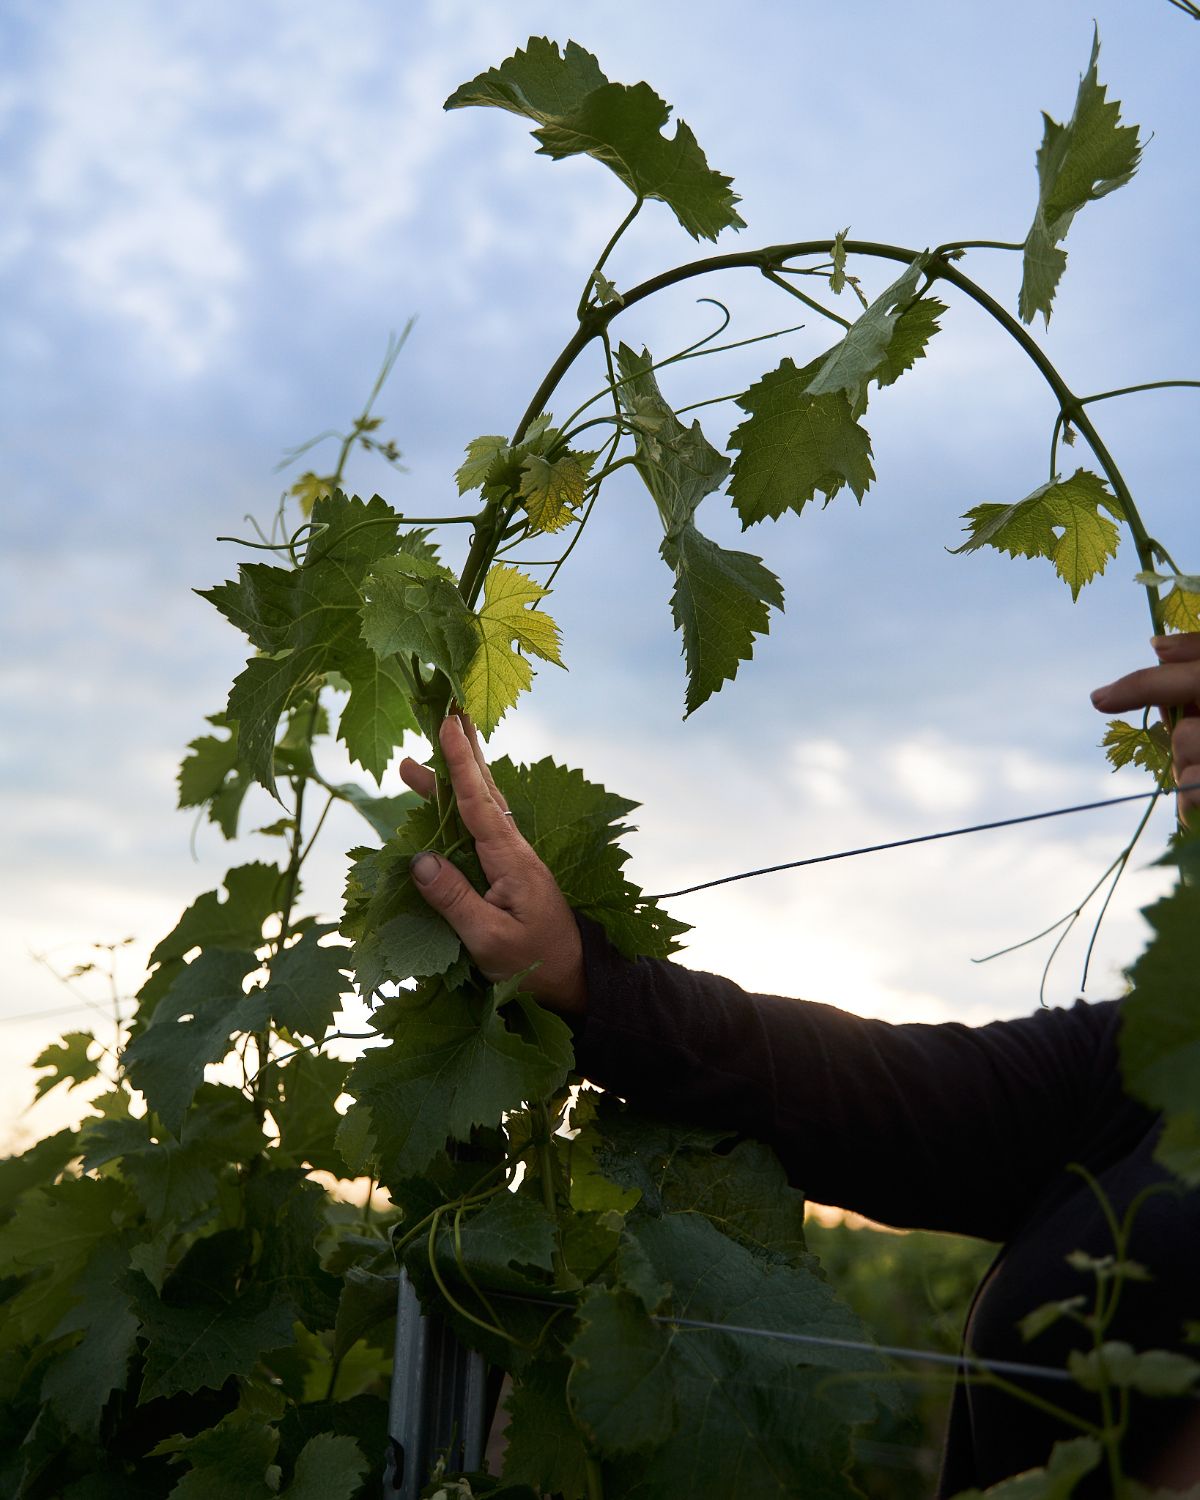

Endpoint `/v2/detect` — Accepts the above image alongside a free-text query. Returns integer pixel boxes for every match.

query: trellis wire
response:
[649,780,1198,901]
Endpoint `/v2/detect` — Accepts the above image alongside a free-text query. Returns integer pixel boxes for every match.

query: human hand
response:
[398,715,587,1015]
[1090,632,1200,825]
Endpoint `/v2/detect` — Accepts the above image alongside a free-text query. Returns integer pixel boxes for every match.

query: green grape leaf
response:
[491,755,689,960]
[1068,1342,1200,1398]
[1101,719,1173,782]
[32,1032,99,1103]
[332,1269,398,1364]
[1019,31,1141,326]
[446,38,744,242]
[123,949,269,1135]
[951,468,1123,601]
[568,1288,676,1455]
[0,1176,136,1348]
[178,714,253,840]
[146,862,282,972]
[456,434,511,494]
[728,355,875,525]
[244,1171,341,1333]
[380,909,463,982]
[41,1240,140,1435]
[336,652,419,783]
[872,294,948,391]
[203,493,412,792]
[280,1434,369,1500]
[502,1354,591,1500]
[359,555,480,703]
[519,450,597,534]
[661,524,784,716]
[0,1128,81,1214]
[341,981,573,1183]
[462,564,563,735]
[450,1191,558,1292]
[1120,836,1200,1184]
[340,798,470,997]
[158,1419,279,1500]
[611,344,783,714]
[1019,1294,1088,1344]
[324,782,419,842]
[270,1050,351,1176]
[262,929,352,1040]
[805,259,926,416]
[570,1213,893,1494]
[131,1261,297,1403]
[950,1436,1101,1499]
[614,343,731,532]
[1156,1112,1200,1185]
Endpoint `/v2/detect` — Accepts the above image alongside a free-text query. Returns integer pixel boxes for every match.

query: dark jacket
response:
[571,918,1200,1491]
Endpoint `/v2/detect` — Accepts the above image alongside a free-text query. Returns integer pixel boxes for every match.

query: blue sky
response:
[2,0,1197,1144]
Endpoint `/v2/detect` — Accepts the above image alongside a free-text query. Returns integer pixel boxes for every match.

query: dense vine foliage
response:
[2,29,1198,1500]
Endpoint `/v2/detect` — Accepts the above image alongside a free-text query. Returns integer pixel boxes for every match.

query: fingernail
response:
[1090,685,1116,708]
[1151,635,1173,655]
[410,852,441,885]
[443,712,465,734]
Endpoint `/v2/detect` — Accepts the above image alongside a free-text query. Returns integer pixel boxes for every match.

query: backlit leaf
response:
[461,565,563,735]
[805,258,926,416]
[950,1436,1101,1498]
[952,469,1122,601]
[32,1032,99,1103]
[729,355,875,525]
[1019,31,1141,325]
[519,450,597,534]
[1101,719,1172,782]
[359,555,480,704]
[446,38,744,241]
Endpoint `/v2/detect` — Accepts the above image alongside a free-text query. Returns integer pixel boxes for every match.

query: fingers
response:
[1151,632,1200,664]
[438,716,526,882]
[460,715,510,813]
[409,849,516,967]
[1090,662,1200,715]
[1174,717,1200,824]
[399,756,436,800]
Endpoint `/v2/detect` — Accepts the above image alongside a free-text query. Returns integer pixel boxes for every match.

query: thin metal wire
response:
[496,1292,1074,1384]
[656,1313,1074,1384]
[649,780,1199,901]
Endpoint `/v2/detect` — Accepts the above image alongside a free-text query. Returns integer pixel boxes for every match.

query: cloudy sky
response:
[2,0,1196,1146]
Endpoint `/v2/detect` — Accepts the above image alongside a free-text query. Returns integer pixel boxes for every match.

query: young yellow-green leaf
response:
[519,449,597,534]
[446,38,744,242]
[951,468,1123,601]
[728,355,875,525]
[455,434,510,494]
[805,259,926,417]
[1162,585,1200,633]
[1019,31,1141,326]
[461,564,563,734]
[662,524,784,716]
[32,1032,99,1102]
[1101,719,1173,782]
[1133,570,1200,633]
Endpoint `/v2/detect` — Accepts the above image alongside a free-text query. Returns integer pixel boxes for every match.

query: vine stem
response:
[496,236,1167,634]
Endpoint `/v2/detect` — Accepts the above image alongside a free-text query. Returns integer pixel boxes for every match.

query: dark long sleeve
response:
[572,916,1134,1241]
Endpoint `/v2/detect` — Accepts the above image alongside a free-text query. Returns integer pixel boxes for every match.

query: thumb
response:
[409,850,497,953]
